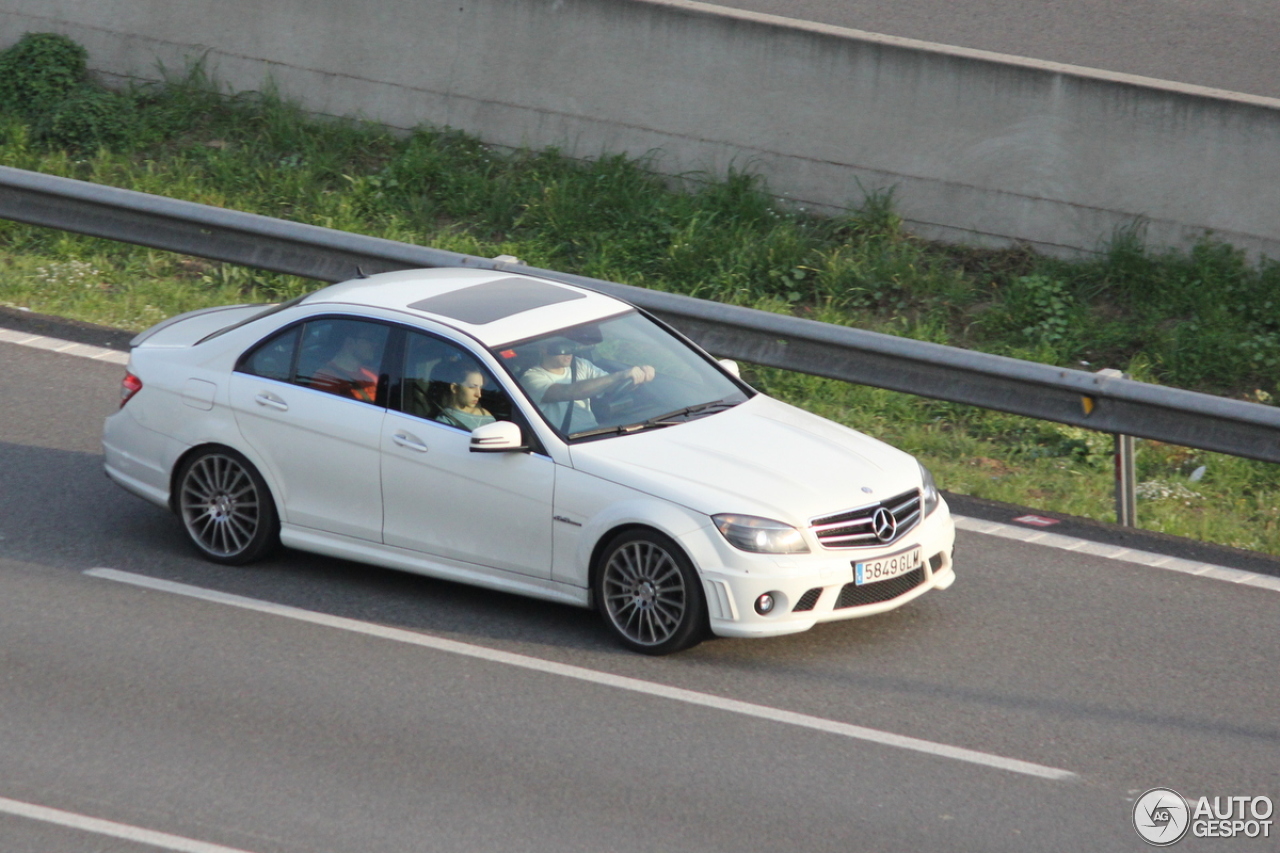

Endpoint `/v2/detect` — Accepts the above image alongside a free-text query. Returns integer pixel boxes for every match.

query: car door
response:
[380,330,555,578]
[229,317,389,541]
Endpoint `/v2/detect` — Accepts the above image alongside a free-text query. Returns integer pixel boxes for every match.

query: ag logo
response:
[1133,788,1190,846]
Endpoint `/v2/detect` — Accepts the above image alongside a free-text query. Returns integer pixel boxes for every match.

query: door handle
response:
[392,431,429,452]
[254,392,288,411]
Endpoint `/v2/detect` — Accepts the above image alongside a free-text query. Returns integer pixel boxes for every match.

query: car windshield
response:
[496,310,750,440]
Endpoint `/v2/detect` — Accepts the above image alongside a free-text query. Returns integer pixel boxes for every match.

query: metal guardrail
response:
[3,164,1280,463]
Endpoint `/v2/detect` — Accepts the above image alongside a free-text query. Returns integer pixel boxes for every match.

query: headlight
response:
[919,462,940,517]
[712,514,810,554]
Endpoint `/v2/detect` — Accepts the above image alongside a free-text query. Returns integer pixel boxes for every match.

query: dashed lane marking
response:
[0,794,259,853]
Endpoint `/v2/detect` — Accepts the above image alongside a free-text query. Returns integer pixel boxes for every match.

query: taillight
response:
[120,372,143,408]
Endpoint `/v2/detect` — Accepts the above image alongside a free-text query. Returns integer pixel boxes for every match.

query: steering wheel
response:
[593,375,636,415]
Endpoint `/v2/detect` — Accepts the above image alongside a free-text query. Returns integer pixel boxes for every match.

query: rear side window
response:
[240,326,300,382]
[238,318,391,406]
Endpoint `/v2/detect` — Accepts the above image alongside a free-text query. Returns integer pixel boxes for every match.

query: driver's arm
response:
[540,364,654,403]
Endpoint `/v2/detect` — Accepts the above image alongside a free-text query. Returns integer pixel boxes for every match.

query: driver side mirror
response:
[718,358,741,379]
[469,420,528,453]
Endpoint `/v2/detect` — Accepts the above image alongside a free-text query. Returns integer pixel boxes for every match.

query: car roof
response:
[301,268,632,346]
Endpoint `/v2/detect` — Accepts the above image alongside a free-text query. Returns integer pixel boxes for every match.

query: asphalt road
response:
[718,0,1280,100]
[2,336,1279,852]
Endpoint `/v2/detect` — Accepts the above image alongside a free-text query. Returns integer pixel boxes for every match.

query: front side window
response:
[497,310,750,439]
[398,331,513,430]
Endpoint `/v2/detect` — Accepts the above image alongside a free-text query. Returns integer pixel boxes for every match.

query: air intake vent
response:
[834,568,925,608]
[792,587,823,612]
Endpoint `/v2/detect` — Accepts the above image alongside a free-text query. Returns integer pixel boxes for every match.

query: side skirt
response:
[280,525,591,608]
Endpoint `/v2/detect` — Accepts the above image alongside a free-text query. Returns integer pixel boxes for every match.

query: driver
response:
[521,338,655,432]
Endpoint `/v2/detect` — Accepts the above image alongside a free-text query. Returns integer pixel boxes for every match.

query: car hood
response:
[568,395,922,524]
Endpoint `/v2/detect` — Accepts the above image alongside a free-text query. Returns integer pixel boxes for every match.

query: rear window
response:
[196,293,312,345]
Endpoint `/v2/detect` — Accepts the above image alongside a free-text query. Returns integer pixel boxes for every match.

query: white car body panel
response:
[550,465,709,587]
[280,525,589,607]
[101,410,180,507]
[130,303,264,348]
[568,394,920,525]
[229,373,386,541]
[380,409,556,578]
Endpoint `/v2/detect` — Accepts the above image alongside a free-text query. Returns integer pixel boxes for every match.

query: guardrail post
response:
[1095,369,1138,526]
[1115,431,1137,527]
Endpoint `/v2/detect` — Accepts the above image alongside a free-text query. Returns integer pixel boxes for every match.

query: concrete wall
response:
[5,0,1280,258]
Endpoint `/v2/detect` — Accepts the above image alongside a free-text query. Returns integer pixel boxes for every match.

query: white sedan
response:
[103,268,956,654]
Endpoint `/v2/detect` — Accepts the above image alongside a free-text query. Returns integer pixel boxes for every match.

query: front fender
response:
[550,466,707,587]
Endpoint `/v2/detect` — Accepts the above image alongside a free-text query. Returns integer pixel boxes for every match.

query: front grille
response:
[834,567,925,609]
[810,489,922,549]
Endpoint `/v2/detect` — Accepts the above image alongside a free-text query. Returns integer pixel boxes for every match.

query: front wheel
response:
[594,529,707,655]
[176,447,278,565]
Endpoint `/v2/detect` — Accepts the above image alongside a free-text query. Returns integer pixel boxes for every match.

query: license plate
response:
[854,546,922,585]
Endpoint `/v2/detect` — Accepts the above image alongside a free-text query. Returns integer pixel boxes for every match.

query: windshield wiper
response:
[568,420,680,440]
[643,398,740,426]
[568,399,742,440]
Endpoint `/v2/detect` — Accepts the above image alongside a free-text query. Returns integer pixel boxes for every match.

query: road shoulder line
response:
[954,516,1280,592]
[0,326,129,364]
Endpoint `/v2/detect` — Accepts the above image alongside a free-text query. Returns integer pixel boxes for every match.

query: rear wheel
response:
[176,448,278,565]
[594,529,706,655]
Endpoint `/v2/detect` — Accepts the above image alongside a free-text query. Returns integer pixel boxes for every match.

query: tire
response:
[176,447,278,565]
[594,529,707,655]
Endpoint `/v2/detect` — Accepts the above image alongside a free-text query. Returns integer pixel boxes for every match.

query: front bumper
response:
[696,499,957,639]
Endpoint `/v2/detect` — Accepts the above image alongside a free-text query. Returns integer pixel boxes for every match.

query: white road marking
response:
[86,567,1076,781]
[954,516,1280,593]
[0,325,129,364]
[0,795,259,853]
